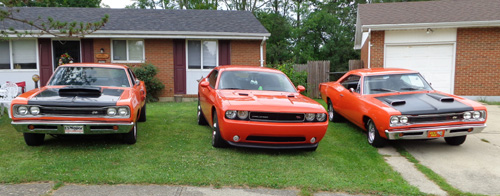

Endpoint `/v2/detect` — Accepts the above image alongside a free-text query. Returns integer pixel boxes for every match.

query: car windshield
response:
[49,67,130,87]
[218,70,296,92]
[363,73,432,95]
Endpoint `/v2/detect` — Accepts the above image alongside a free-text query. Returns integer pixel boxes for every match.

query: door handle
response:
[340,94,344,97]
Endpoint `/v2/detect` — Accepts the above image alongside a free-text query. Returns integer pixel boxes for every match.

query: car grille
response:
[408,113,463,124]
[249,112,305,122]
[39,106,107,117]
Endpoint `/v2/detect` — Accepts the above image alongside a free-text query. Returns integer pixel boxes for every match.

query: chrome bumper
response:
[11,120,134,134]
[385,124,486,140]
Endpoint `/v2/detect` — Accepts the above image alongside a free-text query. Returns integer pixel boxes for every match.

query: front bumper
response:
[11,120,134,134]
[385,124,486,140]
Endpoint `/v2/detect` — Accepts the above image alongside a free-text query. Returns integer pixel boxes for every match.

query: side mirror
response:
[200,81,209,88]
[297,85,306,93]
[135,79,140,86]
[349,88,355,93]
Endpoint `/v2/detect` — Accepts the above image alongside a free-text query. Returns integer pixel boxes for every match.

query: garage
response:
[385,44,455,94]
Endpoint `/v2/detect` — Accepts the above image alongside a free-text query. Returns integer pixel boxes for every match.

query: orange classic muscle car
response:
[320,68,487,147]
[10,64,147,146]
[197,66,328,150]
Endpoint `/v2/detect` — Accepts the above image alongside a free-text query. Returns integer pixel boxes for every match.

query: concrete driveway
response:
[396,104,500,195]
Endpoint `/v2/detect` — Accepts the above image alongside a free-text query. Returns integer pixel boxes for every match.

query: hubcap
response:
[368,121,375,143]
[212,122,217,145]
[328,104,334,120]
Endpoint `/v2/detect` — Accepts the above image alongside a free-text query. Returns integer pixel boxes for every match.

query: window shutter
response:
[218,40,230,66]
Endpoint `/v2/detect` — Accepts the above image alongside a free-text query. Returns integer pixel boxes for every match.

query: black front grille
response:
[40,106,107,116]
[409,113,463,124]
[249,112,304,122]
[246,136,306,142]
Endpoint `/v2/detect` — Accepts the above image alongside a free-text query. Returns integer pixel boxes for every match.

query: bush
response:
[131,63,165,102]
[267,63,308,94]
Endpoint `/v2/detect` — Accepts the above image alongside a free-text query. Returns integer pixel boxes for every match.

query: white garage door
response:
[385,44,454,94]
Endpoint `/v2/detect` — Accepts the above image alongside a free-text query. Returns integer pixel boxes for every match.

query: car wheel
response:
[123,122,137,144]
[23,133,45,146]
[197,100,208,125]
[444,135,466,146]
[138,103,146,122]
[211,111,228,148]
[327,99,341,122]
[366,119,387,148]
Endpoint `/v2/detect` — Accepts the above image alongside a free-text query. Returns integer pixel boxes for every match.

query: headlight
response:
[225,110,237,119]
[390,116,399,124]
[400,116,408,124]
[463,112,471,119]
[316,113,326,122]
[18,106,28,115]
[237,111,248,119]
[305,113,315,121]
[30,106,40,115]
[107,108,117,116]
[472,111,481,119]
[118,108,128,116]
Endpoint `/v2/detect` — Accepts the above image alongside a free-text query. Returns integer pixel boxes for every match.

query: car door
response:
[336,75,363,124]
[127,68,145,108]
[199,70,218,123]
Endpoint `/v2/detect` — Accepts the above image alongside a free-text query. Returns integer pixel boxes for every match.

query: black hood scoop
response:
[383,98,406,106]
[427,93,455,102]
[375,93,473,115]
[59,86,102,98]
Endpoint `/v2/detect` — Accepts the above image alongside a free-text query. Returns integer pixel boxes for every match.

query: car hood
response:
[27,86,124,107]
[218,90,325,113]
[374,92,473,115]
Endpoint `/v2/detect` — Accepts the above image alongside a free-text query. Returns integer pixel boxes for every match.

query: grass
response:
[0,100,423,195]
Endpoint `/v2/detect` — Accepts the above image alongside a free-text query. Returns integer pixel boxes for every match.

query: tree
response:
[126,0,218,10]
[257,11,293,64]
[8,0,102,7]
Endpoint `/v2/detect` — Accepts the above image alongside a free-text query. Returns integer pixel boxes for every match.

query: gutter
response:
[362,20,500,31]
[260,36,267,67]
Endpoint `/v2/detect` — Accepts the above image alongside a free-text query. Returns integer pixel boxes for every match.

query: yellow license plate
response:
[428,130,445,138]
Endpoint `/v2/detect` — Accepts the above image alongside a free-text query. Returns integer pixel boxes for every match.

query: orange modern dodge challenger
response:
[197,66,328,151]
[10,64,147,146]
[320,68,487,147]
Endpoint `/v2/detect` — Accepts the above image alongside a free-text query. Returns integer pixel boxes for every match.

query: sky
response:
[101,0,135,8]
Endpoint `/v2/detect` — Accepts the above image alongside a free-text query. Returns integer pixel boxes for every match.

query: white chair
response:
[0,82,19,118]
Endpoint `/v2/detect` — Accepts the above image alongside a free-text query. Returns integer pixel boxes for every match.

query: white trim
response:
[362,20,500,32]
[110,39,146,63]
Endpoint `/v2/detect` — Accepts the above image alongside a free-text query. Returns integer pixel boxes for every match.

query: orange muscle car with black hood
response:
[197,66,328,151]
[320,68,487,147]
[10,64,147,146]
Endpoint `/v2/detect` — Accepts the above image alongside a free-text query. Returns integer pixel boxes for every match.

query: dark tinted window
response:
[340,75,361,93]
[208,70,218,88]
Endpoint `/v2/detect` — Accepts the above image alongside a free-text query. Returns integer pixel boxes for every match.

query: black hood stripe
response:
[28,88,124,107]
[375,93,473,115]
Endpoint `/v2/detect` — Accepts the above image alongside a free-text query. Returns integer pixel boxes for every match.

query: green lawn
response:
[0,100,423,195]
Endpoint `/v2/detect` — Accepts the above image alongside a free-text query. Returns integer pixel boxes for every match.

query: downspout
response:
[260,36,267,67]
[367,28,371,69]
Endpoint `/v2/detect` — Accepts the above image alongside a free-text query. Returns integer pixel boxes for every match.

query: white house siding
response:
[186,70,211,95]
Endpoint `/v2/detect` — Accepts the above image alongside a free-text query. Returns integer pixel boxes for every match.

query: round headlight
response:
[18,106,28,115]
[472,111,481,119]
[107,108,117,116]
[400,116,408,124]
[305,113,315,121]
[118,108,128,116]
[30,106,40,115]
[463,112,471,119]
[237,111,248,119]
[316,113,326,122]
[225,110,237,119]
[390,116,399,124]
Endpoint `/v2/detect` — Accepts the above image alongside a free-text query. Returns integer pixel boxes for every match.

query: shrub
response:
[267,63,308,91]
[131,63,165,102]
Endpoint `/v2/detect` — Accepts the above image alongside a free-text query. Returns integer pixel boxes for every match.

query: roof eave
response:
[362,20,500,31]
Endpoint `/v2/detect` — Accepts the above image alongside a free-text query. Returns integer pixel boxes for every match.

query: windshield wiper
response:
[222,88,243,90]
[371,88,399,93]
[400,87,422,91]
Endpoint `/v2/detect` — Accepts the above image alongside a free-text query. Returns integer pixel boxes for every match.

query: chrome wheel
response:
[368,120,375,144]
[328,103,334,121]
[212,122,217,146]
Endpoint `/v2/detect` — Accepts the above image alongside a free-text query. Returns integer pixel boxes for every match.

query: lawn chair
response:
[0,82,19,118]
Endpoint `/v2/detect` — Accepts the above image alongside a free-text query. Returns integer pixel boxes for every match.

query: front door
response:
[52,40,80,70]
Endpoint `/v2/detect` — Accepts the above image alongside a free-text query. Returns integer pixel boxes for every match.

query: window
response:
[187,40,217,69]
[218,71,296,92]
[208,70,218,88]
[112,40,144,62]
[364,73,433,95]
[49,67,130,87]
[0,40,37,70]
[340,75,361,93]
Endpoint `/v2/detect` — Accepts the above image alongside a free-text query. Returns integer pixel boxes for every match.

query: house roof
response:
[354,0,500,49]
[1,7,270,39]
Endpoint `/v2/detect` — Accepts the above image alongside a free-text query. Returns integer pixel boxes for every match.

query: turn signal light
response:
[28,125,35,130]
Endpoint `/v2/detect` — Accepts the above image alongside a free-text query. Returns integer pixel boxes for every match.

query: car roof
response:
[58,63,129,69]
[215,65,282,73]
[348,68,419,76]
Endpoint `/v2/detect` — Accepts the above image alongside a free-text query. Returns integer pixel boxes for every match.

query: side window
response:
[208,70,219,88]
[340,75,361,93]
[127,68,137,86]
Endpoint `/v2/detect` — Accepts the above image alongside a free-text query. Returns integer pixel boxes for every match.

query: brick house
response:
[0,7,269,101]
[355,0,500,101]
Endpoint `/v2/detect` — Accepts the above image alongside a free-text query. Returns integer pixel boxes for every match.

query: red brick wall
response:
[455,28,500,96]
[360,40,369,68]
[93,38,111,63]
[231,40,263,66]
[145,39,174,97]
[370,31,385,68]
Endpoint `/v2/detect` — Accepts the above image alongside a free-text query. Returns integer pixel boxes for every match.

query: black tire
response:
[138,103,146,122]
[366,119,387,148]
[197,100,208,125]
[445,135,467,146]
[23,133,45,146]
[211,111,228,148]
[327,99,342,122]
[123,123,137,144]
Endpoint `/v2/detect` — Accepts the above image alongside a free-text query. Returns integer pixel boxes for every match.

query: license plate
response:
[64,125,84,134]
[428,130,445,138]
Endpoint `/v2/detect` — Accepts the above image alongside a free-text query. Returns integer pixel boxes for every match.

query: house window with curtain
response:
[0,40,37,70]
[187,40,217,69]
[111,40,144,62]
